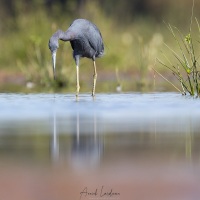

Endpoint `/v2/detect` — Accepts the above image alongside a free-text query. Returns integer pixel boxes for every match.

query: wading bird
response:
[48,19,104,97]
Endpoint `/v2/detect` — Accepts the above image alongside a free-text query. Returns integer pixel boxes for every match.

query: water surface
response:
[0,92,200,200]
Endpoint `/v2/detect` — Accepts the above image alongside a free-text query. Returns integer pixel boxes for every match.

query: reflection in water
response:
[0,94,200,199]
[0,93,199,164]
[71,105,103,169]
[51,99,59,163]
[0,93,199,165]
[51,99,103,168]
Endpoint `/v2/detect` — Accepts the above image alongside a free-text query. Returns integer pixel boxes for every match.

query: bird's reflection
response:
[51,99,103,168]
[71,103,103,169]
[51,98,59,164]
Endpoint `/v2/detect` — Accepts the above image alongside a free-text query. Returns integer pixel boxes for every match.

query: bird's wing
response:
[87,27,104,56]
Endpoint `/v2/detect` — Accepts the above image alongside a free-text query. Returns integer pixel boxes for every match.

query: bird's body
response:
[48,19,104,97]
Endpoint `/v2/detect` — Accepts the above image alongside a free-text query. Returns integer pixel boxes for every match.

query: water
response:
[0,92,200,200]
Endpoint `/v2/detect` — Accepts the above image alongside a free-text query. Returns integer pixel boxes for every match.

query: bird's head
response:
[48,36,59,80]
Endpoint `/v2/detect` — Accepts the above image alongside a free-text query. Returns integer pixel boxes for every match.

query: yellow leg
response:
[92,61,97,97]
[76,65,80,97]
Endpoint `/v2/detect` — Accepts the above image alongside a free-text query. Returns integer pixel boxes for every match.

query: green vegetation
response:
[155,0,200,96]
[156,21,200,96]
[0,0,200,93]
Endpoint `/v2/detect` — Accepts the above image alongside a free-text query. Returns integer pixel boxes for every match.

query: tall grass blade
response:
[151,67,183,94]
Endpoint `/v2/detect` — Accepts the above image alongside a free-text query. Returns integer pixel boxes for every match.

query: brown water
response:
[0,93,200,200]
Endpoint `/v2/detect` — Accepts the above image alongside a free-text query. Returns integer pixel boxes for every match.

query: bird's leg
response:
[74,55,80,97]
[92,60,97,97]
[76,65,80,97]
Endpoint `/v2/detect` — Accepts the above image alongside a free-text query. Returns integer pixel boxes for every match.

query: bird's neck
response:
[53,30,73,41]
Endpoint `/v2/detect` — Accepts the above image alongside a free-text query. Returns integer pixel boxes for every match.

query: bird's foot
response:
[92,92,96,98]
[76,94,79,101]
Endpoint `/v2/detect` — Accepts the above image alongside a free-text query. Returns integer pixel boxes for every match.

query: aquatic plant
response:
[155,0,200,96]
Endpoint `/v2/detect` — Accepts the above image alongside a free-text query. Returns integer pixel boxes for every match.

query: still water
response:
[0,92,200,200]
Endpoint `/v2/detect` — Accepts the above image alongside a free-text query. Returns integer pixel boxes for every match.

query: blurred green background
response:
[0,0,200,93]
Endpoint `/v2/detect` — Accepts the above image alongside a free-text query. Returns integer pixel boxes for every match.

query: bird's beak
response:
[52,51,56,80]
